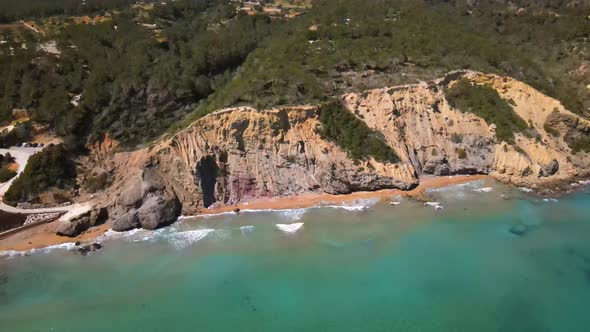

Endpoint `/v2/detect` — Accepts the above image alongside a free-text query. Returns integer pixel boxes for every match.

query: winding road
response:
[0,147,89,216]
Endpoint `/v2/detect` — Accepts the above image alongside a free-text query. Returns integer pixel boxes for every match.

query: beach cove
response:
[0,175,488,252]
[1,179,590,331]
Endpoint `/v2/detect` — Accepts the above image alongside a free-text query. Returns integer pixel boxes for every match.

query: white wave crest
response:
[276,222,304,233]
[474,187,493,193]
[0,242,76,258]
[240,225,255,235]
[424,202,444,210]
[165,229,215,249]
[278,208,308,221]
[320,198,379,211]
[95,228,170,244]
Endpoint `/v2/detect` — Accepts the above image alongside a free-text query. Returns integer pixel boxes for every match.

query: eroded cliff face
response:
[153,106,417,216]
[82,70,590,230]
[342,71,590,187]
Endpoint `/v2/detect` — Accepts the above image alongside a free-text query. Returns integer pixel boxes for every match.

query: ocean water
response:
[1,180,590,332]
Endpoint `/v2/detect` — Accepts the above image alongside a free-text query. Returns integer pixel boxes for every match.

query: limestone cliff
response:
[78,70,590,232]
[342,70,590,188]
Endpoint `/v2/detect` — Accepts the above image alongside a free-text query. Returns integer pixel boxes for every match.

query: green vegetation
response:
[456,148,467,159]
[3,145,76,205]
[445,79,529,143]
[451,133,463,144]
[569,136,590,154]
[0,0,589,202]
[0,0,134,23]
[543,123,560,137]
[2,0,589,151]
[0,123,32,148]
[206,0,590,117]
[1,0,272,148]
[0,152,16,182]
[318,100,399,163]
[0,168,16,182]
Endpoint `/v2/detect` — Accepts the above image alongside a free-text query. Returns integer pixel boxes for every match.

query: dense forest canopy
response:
[1,0,274,148]
[0,0,588,149]
[0,0,588,204]
[0,0,136,23]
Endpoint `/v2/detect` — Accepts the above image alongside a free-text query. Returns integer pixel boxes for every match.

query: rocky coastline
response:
[3,70,590,244]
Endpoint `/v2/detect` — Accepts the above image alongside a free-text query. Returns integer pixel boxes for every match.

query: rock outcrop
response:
[112,209,140,232]
[56,207,109,237]
[80,70,590,231]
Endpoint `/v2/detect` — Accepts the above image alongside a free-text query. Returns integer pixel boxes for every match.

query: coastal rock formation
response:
[341,71,590,188]
[112,209,140,232]
[80,70,590,231]
[56,207,108,237]
[75,242,103,256]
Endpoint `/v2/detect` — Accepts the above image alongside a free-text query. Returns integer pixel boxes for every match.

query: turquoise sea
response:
[1,180,590,332]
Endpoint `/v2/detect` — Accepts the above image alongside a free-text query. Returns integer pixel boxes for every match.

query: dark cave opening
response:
[197,155,219,208]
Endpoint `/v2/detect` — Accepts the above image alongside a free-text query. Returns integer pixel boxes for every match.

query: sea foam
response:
[165,229,215,249]
[0,242,77,259]
[240,225,255,235]
[319,198,379,211]
[424,202,444,210]
[275,222,304,233]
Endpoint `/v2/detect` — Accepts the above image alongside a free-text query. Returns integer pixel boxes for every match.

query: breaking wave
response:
[0,242,77,259]
[240,225,255,235]
[275,222,304,233]
[318,198,380,211]
[164,229,215,250]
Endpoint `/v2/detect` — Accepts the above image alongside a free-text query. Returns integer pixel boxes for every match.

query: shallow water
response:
[1,180,590,332]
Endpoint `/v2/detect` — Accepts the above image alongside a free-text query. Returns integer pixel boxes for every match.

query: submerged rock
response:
[509,224,528,237]
[76,242,103,256]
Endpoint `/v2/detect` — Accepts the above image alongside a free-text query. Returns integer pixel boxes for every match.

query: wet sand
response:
[0,223,110,252]
[0,175,489,252]
[198,175,490,216]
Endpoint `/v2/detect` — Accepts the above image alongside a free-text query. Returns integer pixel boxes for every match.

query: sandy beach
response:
[0,175,488,252]
[197,174,490,216]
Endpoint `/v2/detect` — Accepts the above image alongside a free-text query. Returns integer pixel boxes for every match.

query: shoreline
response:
[0,174,489,253]
[194,174,490,217]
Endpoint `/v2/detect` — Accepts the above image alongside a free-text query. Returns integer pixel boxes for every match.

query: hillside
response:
[56,71,589,235]
[0,0,588,219]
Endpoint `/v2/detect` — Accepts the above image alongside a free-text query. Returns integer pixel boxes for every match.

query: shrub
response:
[445,79,529,144]
[569,136,590,154]
[543,123,560,137]
[318,100,399,163]
[456,148,467,159]
[3,145,77,205]
[0,167,16,182]
[451,133,463,144]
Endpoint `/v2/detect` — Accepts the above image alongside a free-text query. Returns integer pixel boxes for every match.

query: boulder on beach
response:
[56,207,110,237]
[112,209,140,232]
[56,212,91,237]
[137,194,181,230]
